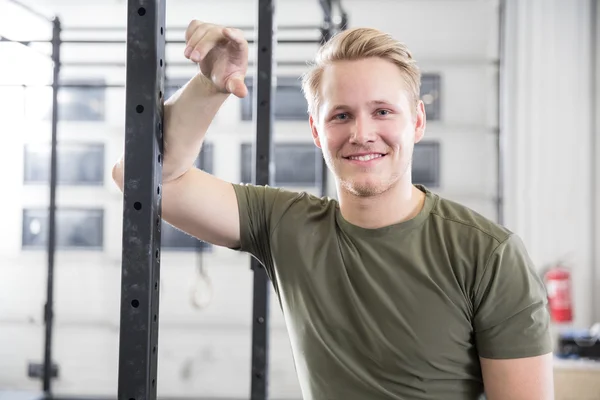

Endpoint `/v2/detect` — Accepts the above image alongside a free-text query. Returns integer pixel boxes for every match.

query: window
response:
[421,73,441,121]
[164,78,188,101]
[161,143,214,251]
[412,141,440,187]
[160,222,211,252]
[26,78,106,122]
[22,208,104,250]
[24,142,105,186]
[241,143,322,187]
[241,76,308,121]
[196,142,214,174]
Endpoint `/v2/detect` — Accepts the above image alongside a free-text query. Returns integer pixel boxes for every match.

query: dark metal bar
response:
[117,0,165,399]
[64,24,319,32]
[1,38,320,45]
[59,60,310,68]
[318,0,333,197]
[42,16,61,396]
[318,0,333,22]
[0,36,47,45]
[250,0,276,399]
[496,0,505,225]
[6,0,53,22]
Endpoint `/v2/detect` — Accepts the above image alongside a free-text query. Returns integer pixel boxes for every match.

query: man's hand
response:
[184,20,249,98]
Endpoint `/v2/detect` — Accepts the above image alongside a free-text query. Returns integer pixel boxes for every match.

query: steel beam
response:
[117,1,165,399]
[250,0,276,399]
[42,16,61,396]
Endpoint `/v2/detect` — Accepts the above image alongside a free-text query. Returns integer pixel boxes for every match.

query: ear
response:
[309,114,322,149]
[413,100,426,143]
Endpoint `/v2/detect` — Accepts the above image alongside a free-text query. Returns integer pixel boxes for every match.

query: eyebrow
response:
[329,100,393,111]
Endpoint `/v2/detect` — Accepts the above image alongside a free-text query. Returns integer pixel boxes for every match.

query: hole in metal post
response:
[159,91,162,98]
[155,250,159,259]
[153,346,157,354]
[160,27,163,35]
[160,59,163,67]
[157,186,160,195]
[154,315,157,322]
[152,379,155,387]
[131,299,140,308]
[158,154,162,163]
[136,105,144,113]
[137,7,146,16]
[134,202,142,210]
[261,47,268,52]
[155,281,158,290]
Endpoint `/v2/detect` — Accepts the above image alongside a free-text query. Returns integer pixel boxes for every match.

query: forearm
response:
[112,73,229,189]
[162,72,229,181]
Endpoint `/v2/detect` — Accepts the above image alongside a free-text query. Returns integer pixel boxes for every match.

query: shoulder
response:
[232,183,336,224]
[422,186,512,245]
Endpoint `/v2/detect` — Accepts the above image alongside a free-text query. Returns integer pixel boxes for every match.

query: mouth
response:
[343,153,386,164]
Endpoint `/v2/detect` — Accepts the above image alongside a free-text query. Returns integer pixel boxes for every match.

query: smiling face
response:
[310,57,426,197]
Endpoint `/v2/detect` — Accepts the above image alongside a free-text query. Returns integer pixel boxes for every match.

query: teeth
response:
[349,154,382,161]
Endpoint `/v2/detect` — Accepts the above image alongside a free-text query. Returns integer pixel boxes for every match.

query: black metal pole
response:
[117,0,165,399]
[318,0,333,197]
[63,24,319,32]
[3,38,319,45]
[42,16,61,396]
[250,0,276,399]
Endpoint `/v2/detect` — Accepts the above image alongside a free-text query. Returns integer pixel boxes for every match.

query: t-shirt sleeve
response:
[230,183,300,273]
[473,233,553,359]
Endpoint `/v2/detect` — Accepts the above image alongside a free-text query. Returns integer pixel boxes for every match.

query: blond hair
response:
[301,27,421,119]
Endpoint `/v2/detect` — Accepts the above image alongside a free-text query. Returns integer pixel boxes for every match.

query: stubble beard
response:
[325,154,412,198]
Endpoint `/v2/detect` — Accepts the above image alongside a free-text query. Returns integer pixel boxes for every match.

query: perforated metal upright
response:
[118,1,165,399]
[250,0,276,399]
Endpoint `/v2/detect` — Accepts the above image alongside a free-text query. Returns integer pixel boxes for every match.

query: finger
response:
[190,28,226,62]
[226,75,248,98]
[223,27,246,48]
[185,25,213,61]
[184,20,203,43]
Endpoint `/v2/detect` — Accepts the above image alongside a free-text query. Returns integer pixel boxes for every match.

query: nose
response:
[349,113,377,144]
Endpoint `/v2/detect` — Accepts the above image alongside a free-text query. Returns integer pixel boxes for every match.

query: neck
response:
[336,180,426,229]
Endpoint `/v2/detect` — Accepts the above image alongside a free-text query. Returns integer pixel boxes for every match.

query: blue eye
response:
[377,109,390,116]
[335,113,348,120]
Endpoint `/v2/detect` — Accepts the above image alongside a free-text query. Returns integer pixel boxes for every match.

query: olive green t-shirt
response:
[232,183,552,400]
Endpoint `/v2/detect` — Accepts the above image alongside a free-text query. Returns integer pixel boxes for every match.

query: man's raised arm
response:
[112,21,249,248]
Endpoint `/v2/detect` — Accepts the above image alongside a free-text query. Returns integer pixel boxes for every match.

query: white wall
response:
[3,0,594,398]
[502,0,599,330]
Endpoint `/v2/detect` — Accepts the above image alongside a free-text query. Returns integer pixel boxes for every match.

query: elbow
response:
[112,159,124,192]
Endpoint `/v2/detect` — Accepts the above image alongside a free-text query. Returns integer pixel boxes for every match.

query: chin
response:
[341,177,393,197]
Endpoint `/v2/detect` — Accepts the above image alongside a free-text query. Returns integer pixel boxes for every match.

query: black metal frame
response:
[249,2,275,397]
[117,1,165,399]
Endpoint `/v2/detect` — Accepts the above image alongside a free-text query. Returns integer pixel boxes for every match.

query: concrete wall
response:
[0,0,597,398]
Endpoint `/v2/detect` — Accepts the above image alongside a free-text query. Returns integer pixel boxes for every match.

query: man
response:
[112,21,554,399]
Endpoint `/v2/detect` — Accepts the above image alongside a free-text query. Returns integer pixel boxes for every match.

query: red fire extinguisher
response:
[544,265,573,323]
